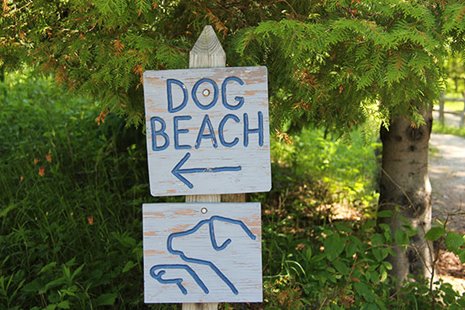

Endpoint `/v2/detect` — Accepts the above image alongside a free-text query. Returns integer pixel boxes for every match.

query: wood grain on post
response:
[183,25,245,310]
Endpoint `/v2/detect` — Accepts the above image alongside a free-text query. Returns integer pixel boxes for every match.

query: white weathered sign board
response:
[143,203,262,303]
[143,66,271,196]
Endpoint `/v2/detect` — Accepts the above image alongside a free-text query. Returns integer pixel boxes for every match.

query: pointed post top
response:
[189,25,226,69]
[185,27,223,310]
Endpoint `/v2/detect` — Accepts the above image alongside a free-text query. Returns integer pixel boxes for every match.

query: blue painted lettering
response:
[243,112,264,147]
[218,114,240,147]
[167,79,188,113]
[151,117,169,151]
[173,115,192,150]
[221,76,245,110]
[195,115,218,149]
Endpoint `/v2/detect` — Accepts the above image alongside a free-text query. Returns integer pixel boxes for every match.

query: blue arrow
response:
[171,152,242,189]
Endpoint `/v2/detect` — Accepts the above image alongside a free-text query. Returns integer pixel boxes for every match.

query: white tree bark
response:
[378,109,434,285]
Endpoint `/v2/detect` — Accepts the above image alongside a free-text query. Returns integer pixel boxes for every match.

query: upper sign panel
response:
[143,66,271,196]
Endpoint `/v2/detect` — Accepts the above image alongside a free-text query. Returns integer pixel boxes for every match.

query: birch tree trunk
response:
[378,109,434,285]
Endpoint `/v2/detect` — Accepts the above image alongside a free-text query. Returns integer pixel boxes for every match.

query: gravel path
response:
[429,133,465,293]
[429,133,465,232]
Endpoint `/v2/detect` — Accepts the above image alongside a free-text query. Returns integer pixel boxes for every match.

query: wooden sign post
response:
[142,25,270,309]
[185,26,224,310]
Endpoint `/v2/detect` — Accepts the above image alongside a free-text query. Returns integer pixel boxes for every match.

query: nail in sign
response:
[143,66,271,196]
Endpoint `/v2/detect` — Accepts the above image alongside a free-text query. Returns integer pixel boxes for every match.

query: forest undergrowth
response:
[1,71,464,309]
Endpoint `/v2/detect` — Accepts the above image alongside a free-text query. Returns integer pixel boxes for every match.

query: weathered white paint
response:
[143,203,262,303]
[143,66,271,197]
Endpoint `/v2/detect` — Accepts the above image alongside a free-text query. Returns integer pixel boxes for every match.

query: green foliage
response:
[2,71,465,308]
[272,124,380,208]
[259,169,393,307]
[260,181,465,308]
[433,123,465,138]
[0,71,178,309]
[233,0,449,131]
[2,0,465,305]
[0,0,282,126]
[258,124,465,309]
[426,226,447,242]
[438,101,465,112]
[2,1,465,130]
[1,0,191,126]
[442,2,465,52]
[443,52,465,96]
[426,222,465,264]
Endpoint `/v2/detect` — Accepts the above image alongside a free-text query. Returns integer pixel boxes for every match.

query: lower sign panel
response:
[143,203,262,303]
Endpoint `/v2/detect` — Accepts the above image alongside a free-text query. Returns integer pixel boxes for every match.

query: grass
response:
[433,86,465,137]
[0,70,171,309]
[435,101,465,113]
[433,123,465,138]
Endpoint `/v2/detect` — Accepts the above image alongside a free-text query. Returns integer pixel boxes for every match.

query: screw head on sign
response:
[202,89,210,97]
[201,207,208,214]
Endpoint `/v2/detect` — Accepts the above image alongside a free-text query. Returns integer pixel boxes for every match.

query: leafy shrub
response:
[0,70,175,309]
[433,123,465,138]
[257,127,465,309]
[272,126,380,210]
[2,71,465,309]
